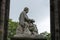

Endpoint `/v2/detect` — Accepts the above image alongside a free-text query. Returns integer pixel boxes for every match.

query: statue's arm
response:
[19,12,25,26]
[24,14,35,22]
[24,14,30,21]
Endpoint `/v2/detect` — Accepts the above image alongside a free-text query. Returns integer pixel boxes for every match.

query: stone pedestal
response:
[11,37,47,40]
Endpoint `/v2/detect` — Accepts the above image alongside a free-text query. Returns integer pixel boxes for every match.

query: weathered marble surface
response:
[14,7,46,39]
[14,7,38,37]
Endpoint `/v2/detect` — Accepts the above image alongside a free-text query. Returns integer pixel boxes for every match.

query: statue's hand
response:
[30,19,35,23]
[31,19,35,21]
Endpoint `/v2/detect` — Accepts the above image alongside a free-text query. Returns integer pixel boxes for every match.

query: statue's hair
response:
[24,7,29,11]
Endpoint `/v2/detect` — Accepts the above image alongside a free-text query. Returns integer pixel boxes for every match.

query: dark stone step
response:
[11,37,47,40]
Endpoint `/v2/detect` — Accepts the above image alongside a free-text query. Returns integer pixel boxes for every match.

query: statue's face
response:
[25,9,29,13]
[24,7,29,13]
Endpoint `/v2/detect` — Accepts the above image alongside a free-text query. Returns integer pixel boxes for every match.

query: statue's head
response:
[24,7,29,13]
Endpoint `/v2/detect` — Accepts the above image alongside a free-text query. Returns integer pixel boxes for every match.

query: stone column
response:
[54,0,59,40]
[50,0,55,40]
[58,0,60,40]
[0,0,6,40]
[51,0,60,40]
[3,0,10,40]
[0,0,10,40]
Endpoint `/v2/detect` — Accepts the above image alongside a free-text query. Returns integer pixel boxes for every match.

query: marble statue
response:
[14,7,45,38]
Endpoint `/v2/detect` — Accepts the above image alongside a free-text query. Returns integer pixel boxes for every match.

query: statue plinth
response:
[11,34,47,40]
[11,37,47,40]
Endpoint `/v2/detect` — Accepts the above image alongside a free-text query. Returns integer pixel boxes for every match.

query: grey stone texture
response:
[14,7,39,37]
[12,7,47,40]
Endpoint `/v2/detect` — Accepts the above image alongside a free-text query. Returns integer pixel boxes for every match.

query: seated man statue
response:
[15,7,38,37]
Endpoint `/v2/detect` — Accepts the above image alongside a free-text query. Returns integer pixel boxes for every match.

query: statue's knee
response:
[24,22,29,26]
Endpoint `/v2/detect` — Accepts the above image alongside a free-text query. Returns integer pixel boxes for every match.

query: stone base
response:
[11,37,47,40]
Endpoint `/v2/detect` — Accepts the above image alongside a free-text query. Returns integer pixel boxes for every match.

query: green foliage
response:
[7,19,19,40]
[40,31,51,40]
